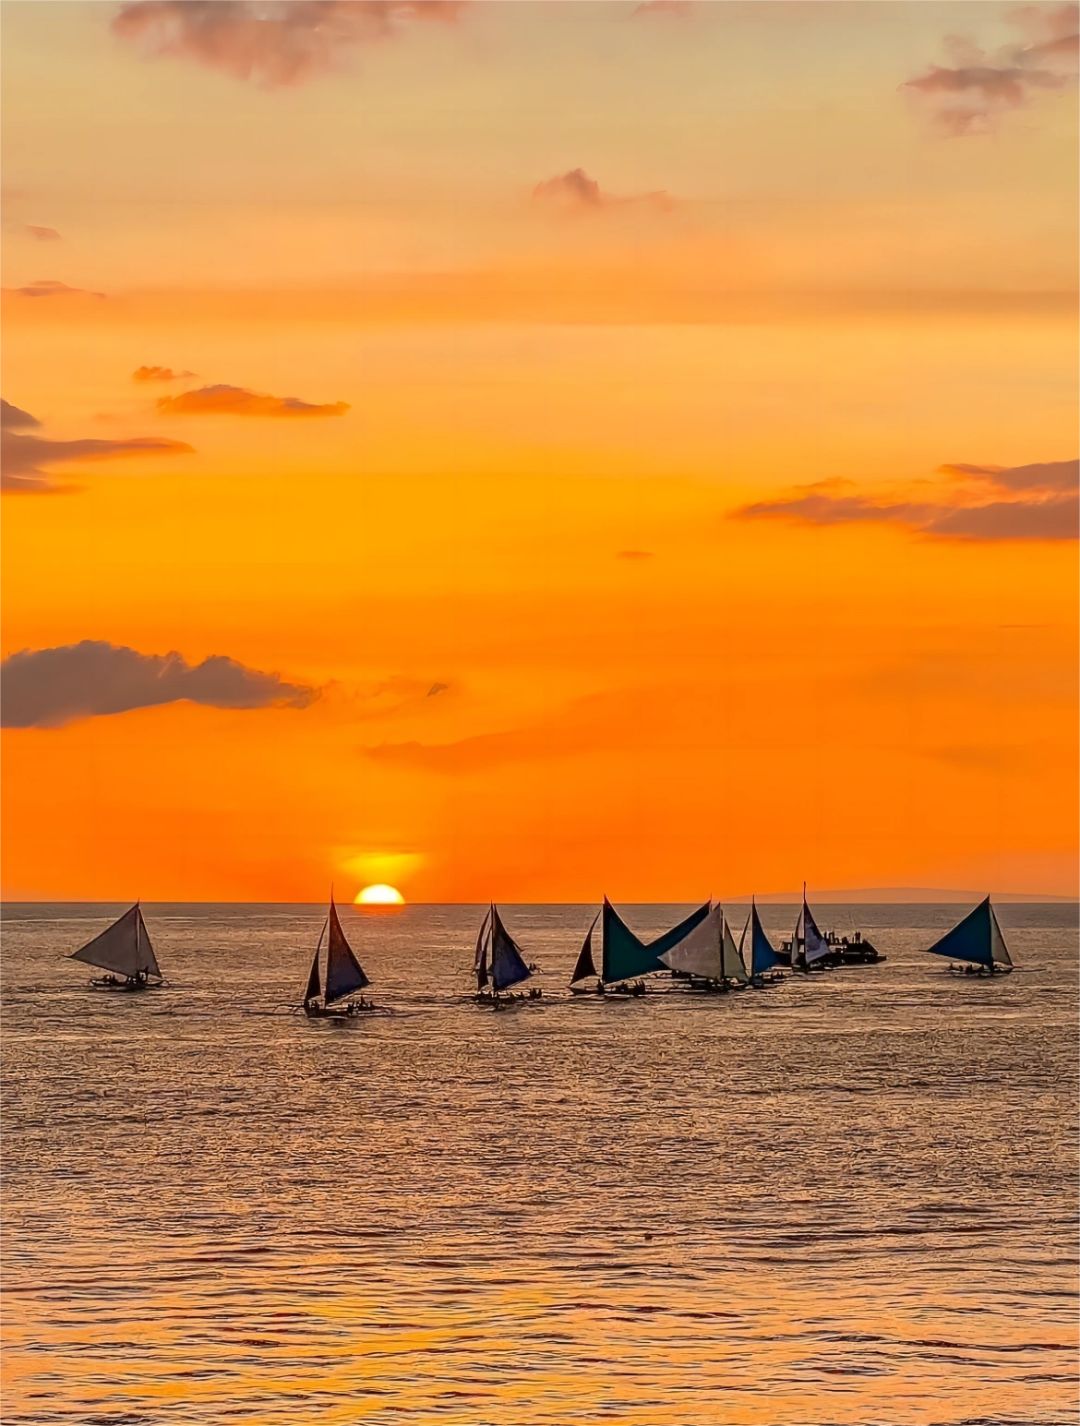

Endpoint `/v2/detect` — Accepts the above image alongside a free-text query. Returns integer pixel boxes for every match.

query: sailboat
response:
[925,896,1013,976]
[578,897,711,994]
[781,885,884,968]
[301,897,373,1017]
[69,903,163,991]
[660,903,750,992]
[473,904,540,1006]
[786,885,832,972]
[740,898,786,983]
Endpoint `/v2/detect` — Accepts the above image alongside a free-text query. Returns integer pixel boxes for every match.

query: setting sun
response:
[356,884,405,907]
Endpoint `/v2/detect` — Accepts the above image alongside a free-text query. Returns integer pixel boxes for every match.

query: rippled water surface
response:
[3,901,1077,1425]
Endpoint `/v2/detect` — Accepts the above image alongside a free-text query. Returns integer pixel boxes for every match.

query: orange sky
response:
[2,1,1077,901]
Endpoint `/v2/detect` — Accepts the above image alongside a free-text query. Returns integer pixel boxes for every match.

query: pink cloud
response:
[903,4,1078,134]
[25,225,61,241]
[132,365,196,382]
[7,279,106,299]
[532,168,674,214]
[112,0,469,88]
[733,459,1079,542]
[157,383,348,418]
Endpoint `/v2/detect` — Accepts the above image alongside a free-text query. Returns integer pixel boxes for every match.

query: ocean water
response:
[1,901,1077,1426]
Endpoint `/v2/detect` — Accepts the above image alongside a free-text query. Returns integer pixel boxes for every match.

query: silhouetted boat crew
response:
[660,902,750,993]
[596,897,711,994]
[69,904,164,991]
[474,904,540,1005]
[300,897,374,1017]
[925,897,1013,977]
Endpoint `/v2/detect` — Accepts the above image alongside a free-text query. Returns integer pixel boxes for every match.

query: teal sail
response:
[324,899,370,1005]
[601,898,710,984]
[489,905,531,991]
[925,897,1012,969]
[748,900,783,976]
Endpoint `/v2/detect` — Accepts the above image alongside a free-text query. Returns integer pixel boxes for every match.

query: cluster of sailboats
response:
[64,889,1014,1011]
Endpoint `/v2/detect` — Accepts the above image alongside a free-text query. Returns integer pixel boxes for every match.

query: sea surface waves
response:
[2,901,1077,1425]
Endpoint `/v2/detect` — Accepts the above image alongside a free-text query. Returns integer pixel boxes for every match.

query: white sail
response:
[70,905,161,979]
[660,904,724,979]
[803,908,830,964]
[721,914,750,983]
[989,902,1013,967]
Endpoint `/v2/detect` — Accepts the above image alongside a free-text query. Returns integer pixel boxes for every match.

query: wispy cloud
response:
[532,168,674,214]
[112,0,469,88]
[1,640,317,728]
[903,4,1078,135]
[1,398,193,494]
[156,383,348,418]
[7,279,106,299]
[632,0,694,17]
[733,459,1079,542]
[25,225,61,241]
[617,549,654,561]
[132,364,196,383]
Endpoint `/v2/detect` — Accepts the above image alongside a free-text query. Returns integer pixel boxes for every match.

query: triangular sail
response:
[489,905,531,991]
[570,912,599,985]
[749,901,783,976]
[69,904,161,979]
[790,902,805,967]
[989,901,1013,967]
[660,904,724,979]
[601,898,711,984]
[721,913,749,983]
[324,899,369,1004]
[925,897,1003,969]
[802,895,830,965]
[474,907,491,990]
[303,945,321,1003]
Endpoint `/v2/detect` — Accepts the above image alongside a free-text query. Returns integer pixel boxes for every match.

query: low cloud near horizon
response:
[157,384,349,418]
[25,225,61,241]
[733,459,1079,542]
[532,168,674,214]
[1,641,318,728]
[1,397,193,494]
[7,279,106,299]
[112,0,470,88]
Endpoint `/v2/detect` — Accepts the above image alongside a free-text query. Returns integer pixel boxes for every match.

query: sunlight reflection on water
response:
[2,902,1077,1424]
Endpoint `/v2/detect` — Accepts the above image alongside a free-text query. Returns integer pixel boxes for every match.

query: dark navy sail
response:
[489,905,531,991]
[474,907,491,990]
[749,900,783,976]
[303,943,321,1003]
[324,899,370,1005]
[925,896,1012,970]
[570,913,599,985]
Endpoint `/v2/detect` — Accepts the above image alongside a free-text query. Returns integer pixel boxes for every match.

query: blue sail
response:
[925,897,1007,968]
[750,901,783,976]
[601,898,710,984]
[490,905,531,991]
[324,899,370,1004]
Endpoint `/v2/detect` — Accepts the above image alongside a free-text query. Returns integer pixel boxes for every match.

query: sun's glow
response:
[356,883,405,906]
